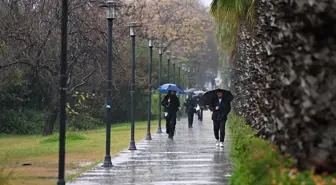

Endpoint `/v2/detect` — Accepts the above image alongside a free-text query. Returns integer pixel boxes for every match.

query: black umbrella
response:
[202,89,234,105]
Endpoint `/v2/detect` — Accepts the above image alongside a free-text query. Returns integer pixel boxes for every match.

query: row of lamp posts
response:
[57,0,189,184]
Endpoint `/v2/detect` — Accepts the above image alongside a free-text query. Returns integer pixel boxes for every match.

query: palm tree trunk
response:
[265,0,336,173]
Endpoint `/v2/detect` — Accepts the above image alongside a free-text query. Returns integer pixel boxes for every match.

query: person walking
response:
[184,96,197,128]
[194,94,204,121]
[161,90,181,139]
[210,89,232,147]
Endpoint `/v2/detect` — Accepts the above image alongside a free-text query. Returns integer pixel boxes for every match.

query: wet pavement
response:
[68,111,232,185]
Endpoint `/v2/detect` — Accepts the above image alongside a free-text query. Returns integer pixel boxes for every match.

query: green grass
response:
[0,120,159,185]
[228,114,336,185]
[40,133,87,144]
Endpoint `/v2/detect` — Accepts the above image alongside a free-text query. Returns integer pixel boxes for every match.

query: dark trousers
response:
[187,110,194,127]
[166,112,177,137]
[213,119,226,142]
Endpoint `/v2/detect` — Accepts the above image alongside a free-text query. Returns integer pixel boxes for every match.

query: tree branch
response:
[0,58,33,70]
[67,69,96,94]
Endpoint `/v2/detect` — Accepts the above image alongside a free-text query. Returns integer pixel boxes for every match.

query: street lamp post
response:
[57,0,68,184]
[101,0,120,168]
[178,66,182,119]
[172,60,178,120]
[127,22,141,150]
[166,51,171,83]
[188,68,191,89]
[157,45,163,134]
[181,64,186,89]
[172,56,176,84]
[145,38,153,140]
[178,66,181,87]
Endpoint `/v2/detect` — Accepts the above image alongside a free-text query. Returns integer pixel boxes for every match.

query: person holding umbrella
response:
[204,89,234,147]
[184,95,197,128]
[161,90,181,139]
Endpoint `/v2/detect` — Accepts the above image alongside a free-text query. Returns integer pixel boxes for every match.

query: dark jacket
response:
[210,97,231,121]
[184,97,197,113]
[193,96,205,109]
[161,94,180,113]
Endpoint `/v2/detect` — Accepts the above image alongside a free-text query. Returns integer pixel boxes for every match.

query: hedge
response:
[228,114,336,185]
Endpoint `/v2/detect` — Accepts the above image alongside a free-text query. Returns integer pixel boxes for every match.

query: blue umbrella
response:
[158,83,184,94]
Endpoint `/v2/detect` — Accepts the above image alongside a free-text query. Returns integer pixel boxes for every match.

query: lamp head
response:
[100,0,122,19]
[126,22,141,36]
[148,37,154,47]
[166,51,171,59]
[158,44,162,55]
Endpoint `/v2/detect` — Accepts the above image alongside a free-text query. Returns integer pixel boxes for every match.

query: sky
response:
[200,0,212,6]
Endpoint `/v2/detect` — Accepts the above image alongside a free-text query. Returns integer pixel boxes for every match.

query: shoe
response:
[216,140,219,147]
[168,135,173,140]
[220,142,224,147]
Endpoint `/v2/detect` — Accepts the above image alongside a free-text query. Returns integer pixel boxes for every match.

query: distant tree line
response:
[0,0,219,135]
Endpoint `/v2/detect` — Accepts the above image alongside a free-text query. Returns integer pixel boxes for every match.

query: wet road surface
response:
[68,111,232,185]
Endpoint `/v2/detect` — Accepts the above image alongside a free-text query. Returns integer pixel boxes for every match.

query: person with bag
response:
[199,94,205,121]
[161,90,181,139]
[184,95,197,128]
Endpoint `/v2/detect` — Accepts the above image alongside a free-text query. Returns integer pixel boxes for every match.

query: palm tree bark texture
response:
[211,0,336,173]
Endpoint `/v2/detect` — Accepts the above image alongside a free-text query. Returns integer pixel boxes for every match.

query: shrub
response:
[0,109,46,135]
[228,114,336,185]
[67,113,103,131]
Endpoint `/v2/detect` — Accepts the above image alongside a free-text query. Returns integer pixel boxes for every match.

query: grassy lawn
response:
[0,120,159,185]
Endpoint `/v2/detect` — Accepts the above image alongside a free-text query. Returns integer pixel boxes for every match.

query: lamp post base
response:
[145,133,152,140]
[102,155,113,167]
[57,180,66,185]
[128,141,137,150]
[156,127,163,134]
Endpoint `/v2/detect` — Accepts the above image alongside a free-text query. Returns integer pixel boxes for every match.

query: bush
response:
[67,113,103,131]
[0,109,46,134]
[0,108,104,134]
[228,114,336,185]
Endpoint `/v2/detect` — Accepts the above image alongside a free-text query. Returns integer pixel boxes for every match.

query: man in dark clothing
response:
[184,96,197,128]
[161,90,181,139]
[209,89,232,147]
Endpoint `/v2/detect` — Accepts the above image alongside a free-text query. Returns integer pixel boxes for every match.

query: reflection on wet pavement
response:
[68,111,232,185]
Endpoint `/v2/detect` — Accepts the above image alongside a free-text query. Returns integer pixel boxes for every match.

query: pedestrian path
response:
[68,111,232,185]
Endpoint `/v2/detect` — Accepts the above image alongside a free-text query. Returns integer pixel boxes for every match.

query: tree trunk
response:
[43,80,59,136]
[265,0,336,173]
[43,105,58,135]
[231,22,256,121]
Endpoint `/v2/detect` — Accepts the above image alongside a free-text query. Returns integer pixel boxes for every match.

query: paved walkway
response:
[68,111,232,185]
